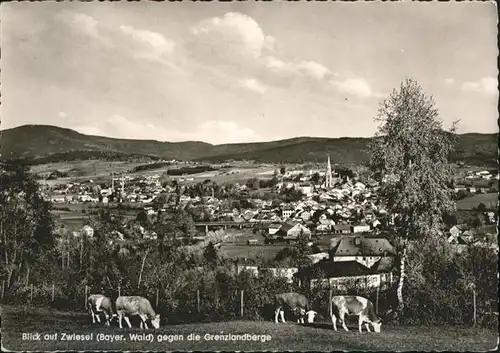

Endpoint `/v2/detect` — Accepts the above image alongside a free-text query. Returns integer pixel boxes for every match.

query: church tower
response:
[325,155,333,188]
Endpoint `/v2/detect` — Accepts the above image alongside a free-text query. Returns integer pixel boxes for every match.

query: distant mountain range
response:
[0,125,498,166]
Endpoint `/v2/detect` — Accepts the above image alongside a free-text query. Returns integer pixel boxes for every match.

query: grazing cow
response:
[330,295,382,333]
[87,294,116,326]
[274,292,318,324]
[115,296,161,329]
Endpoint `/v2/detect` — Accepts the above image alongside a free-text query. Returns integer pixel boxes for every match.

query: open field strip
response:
[1,306,497,351]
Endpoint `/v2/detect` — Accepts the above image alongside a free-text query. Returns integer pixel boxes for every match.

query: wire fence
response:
[0,276,496,328]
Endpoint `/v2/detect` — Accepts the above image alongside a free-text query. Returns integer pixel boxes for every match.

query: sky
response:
[1,1,498,144]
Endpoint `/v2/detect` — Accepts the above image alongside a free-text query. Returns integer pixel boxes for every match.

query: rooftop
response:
[330,236,396,256]
[296,260,380,279]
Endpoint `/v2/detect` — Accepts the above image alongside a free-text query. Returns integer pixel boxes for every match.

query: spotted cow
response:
[87,294,116,326]
[330,295,382,332]
[115,296,161,329]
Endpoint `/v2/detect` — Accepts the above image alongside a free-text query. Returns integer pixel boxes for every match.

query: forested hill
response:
[1,125,497,166]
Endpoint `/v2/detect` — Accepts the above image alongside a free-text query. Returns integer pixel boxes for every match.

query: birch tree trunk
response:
[397,247,407,311]
[137,251,149,289]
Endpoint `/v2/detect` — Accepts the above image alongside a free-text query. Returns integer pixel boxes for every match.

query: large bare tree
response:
[369,78,457,312]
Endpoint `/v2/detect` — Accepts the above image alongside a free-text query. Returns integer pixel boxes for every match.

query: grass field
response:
[457,193,499,211]
[219,244,287,261]
[32,160,144,180]
[1,306,497,351]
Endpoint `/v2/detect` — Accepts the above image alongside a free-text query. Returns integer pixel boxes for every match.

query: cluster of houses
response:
[447,224,498,253]
[454,170,499,195]
[464,170,498,181]
[48,159,498,293]
[48,174,167,204]
[233,234,397,291]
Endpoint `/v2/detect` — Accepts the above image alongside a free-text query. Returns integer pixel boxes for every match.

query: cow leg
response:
[140,321,143,329]
[340,312,349,332]
[274,307,282,323]
[139,315,148,329]
[358,316,363,332]
[118,312,123,329]
[124,316,133,328]
[280,309,286,323]
[95,313,101,323]
[300,317,304,324]
[90,309,96,323]
[104,314,110,326]
[365,323,371,332]
[331,314,338,331]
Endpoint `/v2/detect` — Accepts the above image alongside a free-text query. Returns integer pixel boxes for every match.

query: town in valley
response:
[1,1,498,351]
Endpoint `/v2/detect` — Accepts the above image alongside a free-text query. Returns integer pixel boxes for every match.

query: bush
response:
[400,238,498,328]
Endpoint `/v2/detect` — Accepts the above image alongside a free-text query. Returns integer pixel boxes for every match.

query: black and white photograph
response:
[0,1,498,351]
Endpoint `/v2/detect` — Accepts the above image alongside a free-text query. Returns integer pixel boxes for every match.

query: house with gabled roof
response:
[333,224,351,234]
[278,222,312,239]
[295,260,394,291]
[329,235,396,268]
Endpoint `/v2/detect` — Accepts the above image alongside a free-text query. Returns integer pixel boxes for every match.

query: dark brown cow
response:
[274,292,317,324]
[330,295,382,332]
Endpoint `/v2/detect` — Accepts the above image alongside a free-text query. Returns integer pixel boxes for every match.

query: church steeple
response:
[325,155,333,188]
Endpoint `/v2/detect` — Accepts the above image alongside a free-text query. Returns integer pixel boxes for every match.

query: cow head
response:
[371,318,382,333]
[151,314,161,329]
[304,310,318,323]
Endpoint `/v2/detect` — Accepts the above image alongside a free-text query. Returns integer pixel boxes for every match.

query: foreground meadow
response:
[1,305,497,351]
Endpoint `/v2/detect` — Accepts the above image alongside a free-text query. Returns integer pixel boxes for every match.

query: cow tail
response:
[111,297,117,315]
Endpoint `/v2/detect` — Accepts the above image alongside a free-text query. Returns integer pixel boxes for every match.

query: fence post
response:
[376,285,380,314]
[156,289,159,308]
[67,239,70,268]
[80,238,84,268]
[30,283,33,303]
[52,283,55,302]
[84,285,88,308]
[240,290,244,318]
[473,289,477,327]
[197,290,200,313]
[328,286,333,318]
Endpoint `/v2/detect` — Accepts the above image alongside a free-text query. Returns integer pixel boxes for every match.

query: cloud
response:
[191,12,274,59]
[264,56,332,80]
[240,78,267,94]
[120,25,175,56]
[69,13,99,38]
[75,125,105,136]
[196,120,261,144]
[118,25,184,74]
[190,12,335,90]
[57,11,112,47]
[444,78,455,86]
[461,77,497,95]
[296,61,331,80]
[330,78,372,98]
[75,115,261,144]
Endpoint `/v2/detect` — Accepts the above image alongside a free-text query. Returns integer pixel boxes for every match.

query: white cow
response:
[115,296,161,329]
[87,294,116,326]
[330,295,382,332]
